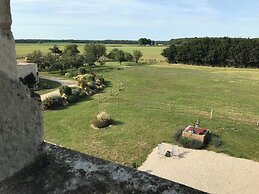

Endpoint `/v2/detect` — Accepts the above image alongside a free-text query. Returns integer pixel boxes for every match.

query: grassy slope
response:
[43,62,259,167]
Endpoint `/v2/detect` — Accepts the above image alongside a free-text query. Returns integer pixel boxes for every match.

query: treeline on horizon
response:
[15,39,168,45]
[162,37,259,68]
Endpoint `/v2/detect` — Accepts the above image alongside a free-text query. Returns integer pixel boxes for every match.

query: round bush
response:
[59,85,72,96]
[67,95,79,103]
[179,137,204,149]
[92,111,113,128]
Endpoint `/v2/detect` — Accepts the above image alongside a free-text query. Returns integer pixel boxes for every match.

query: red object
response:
[196,128,207,135]
[187,127,194,131]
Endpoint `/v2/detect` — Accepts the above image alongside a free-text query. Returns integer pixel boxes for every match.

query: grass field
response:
[41,59,259,167]
[19,43,259,166]
[15,43,166,61]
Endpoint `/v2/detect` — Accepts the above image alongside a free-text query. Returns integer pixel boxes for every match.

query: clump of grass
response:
[92,111,113,129]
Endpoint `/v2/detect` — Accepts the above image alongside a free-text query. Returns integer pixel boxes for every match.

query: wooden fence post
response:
[210,108,214,119]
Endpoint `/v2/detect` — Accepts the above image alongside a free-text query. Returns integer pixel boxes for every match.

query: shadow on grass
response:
[112,120,124,126]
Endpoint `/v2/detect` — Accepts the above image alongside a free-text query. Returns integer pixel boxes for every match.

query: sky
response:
[11,0,259,40]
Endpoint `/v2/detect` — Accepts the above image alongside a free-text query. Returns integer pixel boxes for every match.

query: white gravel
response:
[138,143,259,194]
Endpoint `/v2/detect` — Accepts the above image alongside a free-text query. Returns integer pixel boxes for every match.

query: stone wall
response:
[0,0,17,80]
[0,0,43,182]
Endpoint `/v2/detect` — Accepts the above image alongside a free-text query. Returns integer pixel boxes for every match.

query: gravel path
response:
[40,76,77,101]
[138,143,259,194]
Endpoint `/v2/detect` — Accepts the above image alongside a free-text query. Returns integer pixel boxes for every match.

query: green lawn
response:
[36,78,61,95]
[43,62,259,167]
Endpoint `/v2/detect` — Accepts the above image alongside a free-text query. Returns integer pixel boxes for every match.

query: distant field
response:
[42,62,259,167]
[15,43,166,61]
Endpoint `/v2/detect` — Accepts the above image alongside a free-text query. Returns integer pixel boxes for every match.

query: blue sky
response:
[11,0,259,40]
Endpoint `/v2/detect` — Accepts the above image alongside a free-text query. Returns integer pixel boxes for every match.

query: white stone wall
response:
[17,63,39,82]
[0,0,17,80]
[0,0,43,182]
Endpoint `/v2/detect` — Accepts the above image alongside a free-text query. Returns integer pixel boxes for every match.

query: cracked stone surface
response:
[0,143,206,194]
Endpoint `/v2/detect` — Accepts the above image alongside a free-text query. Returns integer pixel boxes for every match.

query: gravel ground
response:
[139,143,259,194]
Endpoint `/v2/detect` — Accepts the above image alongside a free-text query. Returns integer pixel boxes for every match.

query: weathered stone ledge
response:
[0,143,206,194]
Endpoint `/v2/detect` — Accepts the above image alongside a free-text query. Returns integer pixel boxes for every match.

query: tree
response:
[63,44,80,57]
[84,52,96,72]
[107,48,119,60]
[138,38,152,46]
[84,43,106,61]
[84,43,106,71]
[114,50,125,64]
[49,45,62,55]
[27,50,44,69]
[132,50,143,63]
[124,52,133,62]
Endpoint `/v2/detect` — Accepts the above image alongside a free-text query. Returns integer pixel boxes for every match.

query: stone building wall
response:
[0,0,43,182]
[0,0,17,80]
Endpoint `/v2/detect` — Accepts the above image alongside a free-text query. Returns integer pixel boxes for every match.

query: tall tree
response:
[49,45,62,55]
[63,44,80,57]
[132,50,143,63]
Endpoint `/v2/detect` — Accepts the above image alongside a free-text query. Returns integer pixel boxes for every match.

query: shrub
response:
[59,85,72,96]
[72,88,81,97]
[174,127,185,141]
[87,82,97,90]
[92,111,113,128]
[209,134,222,148]
[95,74,105,84]
[78,67,87,75]
[23,73,37,88]
[67,95,79,104]
[42,97,54,110]
[87,74,96,82]
[179,137,204,149]
[42,96,64,110]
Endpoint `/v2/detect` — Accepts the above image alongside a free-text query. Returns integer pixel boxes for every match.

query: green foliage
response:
[67,95,79,104]
[84,43,106,70]
[114,50,126,64]
[65,70,77,78]
[27,50,44,68]
[22,73,37,88]
[179,137,204,149]
[107,48,120,60]
[138,38,154,46]
[209,134,222,148]
[78,67,87,75]
[49,45,62,55]
[132,50,143,63]
[92,111,113,128]
[63,44,80,57]
[59,85,72,96]
[124,52,133,62]
[42,96,64,110]
[162,37,259,68]
[174,127,185,141]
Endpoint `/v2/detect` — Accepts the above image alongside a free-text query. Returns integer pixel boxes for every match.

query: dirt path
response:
[138,143,259,194]
[40,76,77,101]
